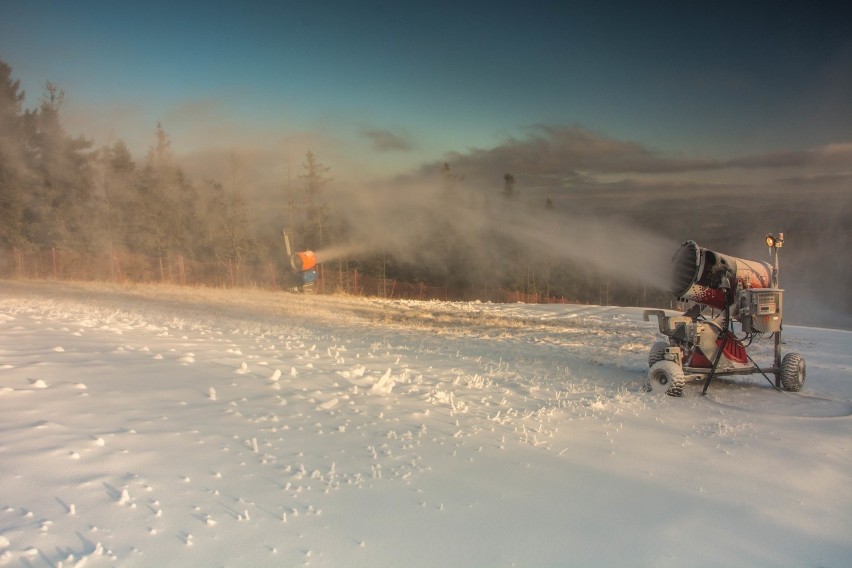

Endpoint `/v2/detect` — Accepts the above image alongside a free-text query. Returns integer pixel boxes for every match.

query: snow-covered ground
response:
[0,280,850,568]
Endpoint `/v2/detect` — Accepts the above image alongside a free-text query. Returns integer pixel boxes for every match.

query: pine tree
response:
[297,150,332,250]
[502,173,516,199]
[94,139,137,253]
[135,123,199,258]
[22,81,96,249]
[200,153,253,266]
[0,60,28,247]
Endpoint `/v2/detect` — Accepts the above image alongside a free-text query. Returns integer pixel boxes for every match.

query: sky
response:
[2,0,851,183]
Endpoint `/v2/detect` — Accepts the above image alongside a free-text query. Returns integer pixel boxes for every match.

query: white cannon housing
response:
[643,234,804,396]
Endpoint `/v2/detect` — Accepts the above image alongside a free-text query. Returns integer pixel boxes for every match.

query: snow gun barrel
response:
[671,240,773,310]
[290,251,318,272]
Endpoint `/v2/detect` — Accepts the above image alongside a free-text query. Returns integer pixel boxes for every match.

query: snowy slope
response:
[0,281,850,567]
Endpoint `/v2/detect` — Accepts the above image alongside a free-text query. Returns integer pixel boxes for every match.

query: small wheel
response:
[648,340,670,368]
[647,360,685,397]
[780,353,806,392]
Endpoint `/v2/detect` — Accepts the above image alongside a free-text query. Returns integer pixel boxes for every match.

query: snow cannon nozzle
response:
[290,251,317,272]
[670,240,773,311]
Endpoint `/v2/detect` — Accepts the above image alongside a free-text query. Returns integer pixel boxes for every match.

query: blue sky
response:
[2,0,851,181]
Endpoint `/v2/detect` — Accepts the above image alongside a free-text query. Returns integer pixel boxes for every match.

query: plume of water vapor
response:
[325,177,678,294]
[314,243,371,264]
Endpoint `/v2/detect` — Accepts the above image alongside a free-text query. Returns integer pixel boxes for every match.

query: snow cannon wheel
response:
[780,353,806,392]
[648,340,670,368]
[647,360,685,397]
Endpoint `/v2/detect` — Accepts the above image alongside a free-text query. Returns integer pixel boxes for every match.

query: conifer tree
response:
[297,150,332,250]
[502,173,516,199]
[135,123,199,257]
[93,139,137,254]
[198,154,253,266]
[0,60,28,247]
[22,81,96,249]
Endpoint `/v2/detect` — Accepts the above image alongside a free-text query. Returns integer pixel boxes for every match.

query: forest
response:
[0,59,675,307]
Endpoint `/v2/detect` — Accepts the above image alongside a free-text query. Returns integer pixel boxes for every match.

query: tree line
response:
[0,60,333,280]
[0,59,669,307]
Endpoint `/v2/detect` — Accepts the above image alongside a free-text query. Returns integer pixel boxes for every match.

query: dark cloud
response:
[411,126,852,194]
[724,143,852,170]
[360,127,413,152]
[419,125,722,185]
[774,171,852,187]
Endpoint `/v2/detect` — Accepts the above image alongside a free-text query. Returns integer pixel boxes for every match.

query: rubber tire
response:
[647,360,685,397]
[648,340,670,368]
[780,352,806,392]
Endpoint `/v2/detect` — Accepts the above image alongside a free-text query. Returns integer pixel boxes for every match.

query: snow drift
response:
[0,280,849,567]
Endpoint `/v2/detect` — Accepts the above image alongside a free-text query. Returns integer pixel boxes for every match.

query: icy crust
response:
[0,280,850,567]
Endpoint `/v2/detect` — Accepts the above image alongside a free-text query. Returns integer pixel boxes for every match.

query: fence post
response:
[268,262,277,288]
[112,249,123,282]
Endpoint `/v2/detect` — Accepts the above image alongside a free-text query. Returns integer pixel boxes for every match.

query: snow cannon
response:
[282,230,319,292]
[671,240,774,311]
[289,250,319,288]
[290,250,318,272]
[643,233,805,397]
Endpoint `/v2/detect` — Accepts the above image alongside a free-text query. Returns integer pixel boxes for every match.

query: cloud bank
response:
[360,127,413,152]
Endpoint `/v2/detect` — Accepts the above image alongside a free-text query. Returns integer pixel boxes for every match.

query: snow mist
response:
[328,177,677,294]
